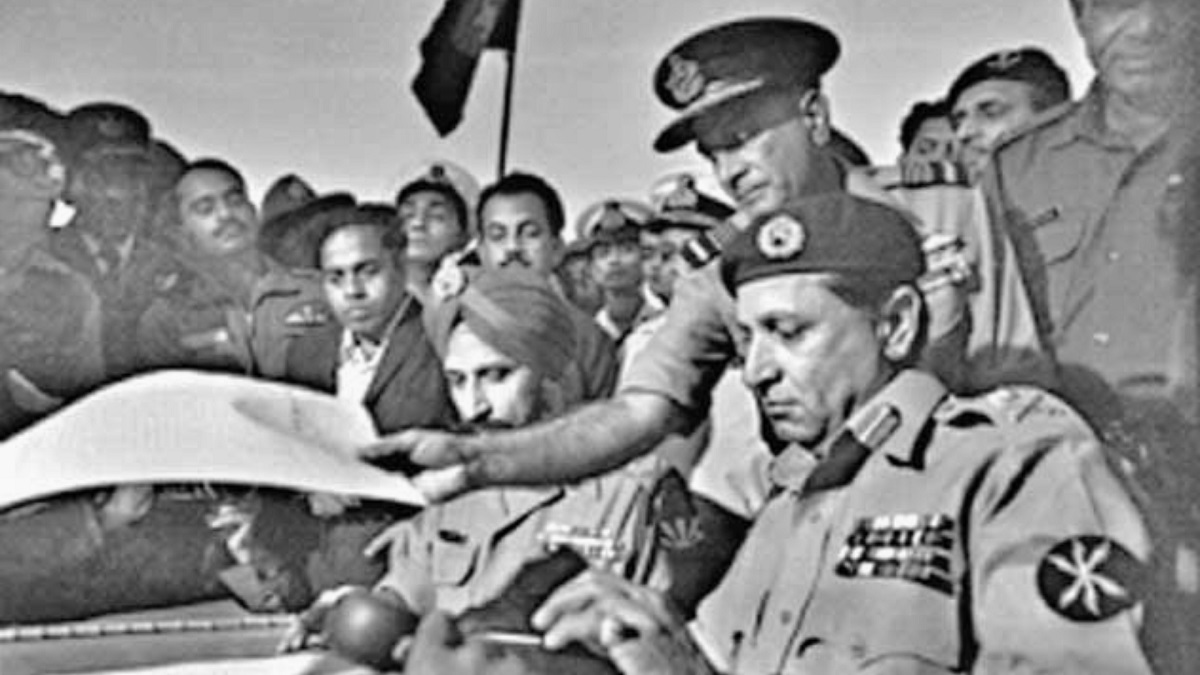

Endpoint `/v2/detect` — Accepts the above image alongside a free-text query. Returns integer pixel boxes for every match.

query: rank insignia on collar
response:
[658,516,704,550]
[1036,535,1140,622]
[283,302,330,327]
[756,214,806,260]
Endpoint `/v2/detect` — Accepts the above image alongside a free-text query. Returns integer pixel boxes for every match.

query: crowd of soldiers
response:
[1,0,1199,673]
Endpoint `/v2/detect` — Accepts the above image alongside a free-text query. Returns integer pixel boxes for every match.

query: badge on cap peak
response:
[664,54,706,107]
[757,214,806,260]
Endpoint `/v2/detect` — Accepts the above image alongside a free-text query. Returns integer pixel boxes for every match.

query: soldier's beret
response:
[946,47,1071,110]
[65,101,151,165]
[647,172,733,232]
[574,198,653,247]
[652,18,839,152]
[720,193,925,292]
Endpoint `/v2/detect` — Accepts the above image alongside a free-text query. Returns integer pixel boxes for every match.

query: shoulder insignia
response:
[659,516,705,550]
[283,301,331,327]
[154,271,181,294]
[1037,535,1142,622]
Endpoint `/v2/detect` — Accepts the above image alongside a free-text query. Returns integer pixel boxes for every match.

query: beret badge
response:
[96,113,127,140]
[757,214,806,260]
[664,54,706,107]
[987,50,1023,71]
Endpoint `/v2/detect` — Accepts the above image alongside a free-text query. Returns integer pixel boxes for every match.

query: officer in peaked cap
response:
[644,173,734,302]
[653,17,839,153]
[361,14,1046,538]
[574,198,653,244]
[946,47,1071,181]
[520,194,1159,675]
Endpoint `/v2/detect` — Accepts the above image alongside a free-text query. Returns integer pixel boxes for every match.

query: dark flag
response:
[411,0,521,136]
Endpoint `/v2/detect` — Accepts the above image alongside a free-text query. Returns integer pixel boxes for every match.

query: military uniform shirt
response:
[985,84,1195,418]
[692,370,1154,675]
[376,458,664,615]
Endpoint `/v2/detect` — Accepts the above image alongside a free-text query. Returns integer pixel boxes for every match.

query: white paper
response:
[0,370,426,510]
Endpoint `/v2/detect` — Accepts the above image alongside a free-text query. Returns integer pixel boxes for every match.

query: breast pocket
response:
[430,533,480,588]
[1023,205,1085,268]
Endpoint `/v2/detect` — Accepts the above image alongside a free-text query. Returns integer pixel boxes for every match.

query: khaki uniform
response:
[0,246,105,436]
[136,254,330,378]
[984,86,1195,421]
[693,370,1155,675]
[376,459,663,615]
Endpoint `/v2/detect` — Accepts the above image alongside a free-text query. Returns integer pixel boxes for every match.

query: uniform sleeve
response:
[0,498,105,623]
[618,263,736,415]
[968,432,1156,674]
[569,307,620,401]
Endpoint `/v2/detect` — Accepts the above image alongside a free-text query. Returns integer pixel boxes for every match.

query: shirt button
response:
[1093,332,1110,346]
[1106,250,1121,262]
[780,610,794,624]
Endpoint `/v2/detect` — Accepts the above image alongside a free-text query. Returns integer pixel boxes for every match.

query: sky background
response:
[2,1,1094,230]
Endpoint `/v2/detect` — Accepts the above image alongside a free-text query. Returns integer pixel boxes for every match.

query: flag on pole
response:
[411,0,522,136]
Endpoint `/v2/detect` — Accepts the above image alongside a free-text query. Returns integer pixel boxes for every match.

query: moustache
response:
[498,251,531,268]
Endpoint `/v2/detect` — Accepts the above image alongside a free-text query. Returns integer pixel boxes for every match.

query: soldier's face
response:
[479,192,562,278]
[642,227,698,302]
[320,225,405,343]
[176,168,259,257]
[952,80,1040,180]
[701,115,820,219]
[443,323,542,429]
[398,189,467,266]
[590,238,644,293]
[1074,0,1193,99]
[737,274,889,451]
[905,116,958,164]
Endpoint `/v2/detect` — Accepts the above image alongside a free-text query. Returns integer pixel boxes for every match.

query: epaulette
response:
[936,385,1091,442]
[991,99,1078,156]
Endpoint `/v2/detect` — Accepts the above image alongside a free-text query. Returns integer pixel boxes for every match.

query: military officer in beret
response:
[947,47,1072,182]
[50,101,183,380]
[523,194,1159,675]
[136,157,331,378]
[576,198,664,348]
[368,17,1046,509]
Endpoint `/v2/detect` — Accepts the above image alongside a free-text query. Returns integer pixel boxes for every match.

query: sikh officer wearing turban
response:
[406,194,1161,675]
[283,267,666,658]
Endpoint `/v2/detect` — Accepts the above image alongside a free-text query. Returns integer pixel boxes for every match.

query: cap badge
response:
[597,202,629,232]
[427,163,450,184]
[987,50,1023,71]
[661,175,699,211]
[757,214,806,260]
[664,54,706,107]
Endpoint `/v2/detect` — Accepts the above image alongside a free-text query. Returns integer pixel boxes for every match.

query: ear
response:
[539,377,567,418]
[799,90,832,147]
[876,285,924,363]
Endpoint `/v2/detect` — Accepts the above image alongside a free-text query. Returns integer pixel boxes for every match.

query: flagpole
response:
[495,0,522,180]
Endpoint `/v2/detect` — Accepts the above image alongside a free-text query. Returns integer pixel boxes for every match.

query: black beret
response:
[65,101,151,165]
[257,193,358,269]
[946,47,1071,110]
[720,193,925,293]
[652,18,839,152]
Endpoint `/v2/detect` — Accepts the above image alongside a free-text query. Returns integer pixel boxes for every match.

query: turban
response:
[426,266,576,381]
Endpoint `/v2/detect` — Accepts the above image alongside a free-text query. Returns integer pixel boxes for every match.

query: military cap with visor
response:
[647,172,734,232]
[574,198,653,249]
[720,193,925,293]
[652,17,840,152]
